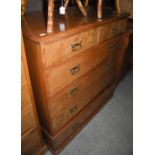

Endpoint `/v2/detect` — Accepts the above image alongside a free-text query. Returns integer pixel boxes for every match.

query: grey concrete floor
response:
[45,71,133,155]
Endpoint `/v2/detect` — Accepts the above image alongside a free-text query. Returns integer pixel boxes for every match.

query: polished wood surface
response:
[48,57,115,134]
[22,8,129,155]
[22,7,128,43]
[46,35,120,97]
[21,32,47,154]
[45,28,98,69]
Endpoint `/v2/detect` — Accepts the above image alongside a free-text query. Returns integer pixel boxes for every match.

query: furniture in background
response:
[22,6,129,154]
[115,0,133,19]
[21,0,28,15]
[21,32,47,154]
[21,0,122,33]
[116,0,133,80]
[64,0,88,16]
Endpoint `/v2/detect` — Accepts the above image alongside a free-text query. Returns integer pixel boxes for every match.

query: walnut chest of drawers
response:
[22,8,129,155]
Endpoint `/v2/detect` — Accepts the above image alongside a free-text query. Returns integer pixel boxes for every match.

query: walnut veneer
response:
[22,7,129,155]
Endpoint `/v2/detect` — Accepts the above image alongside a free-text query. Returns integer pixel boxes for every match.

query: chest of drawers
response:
[22,8,129,155]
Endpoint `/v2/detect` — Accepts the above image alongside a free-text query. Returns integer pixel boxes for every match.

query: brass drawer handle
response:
[69,105,78,114]
[111,27,118,35]
[71,40,82,51]
[70,87,79,96]
[70,64,80,75]
[103,63,113,69]
[72,122,80,130]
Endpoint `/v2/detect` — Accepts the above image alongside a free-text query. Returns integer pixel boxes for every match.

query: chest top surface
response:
[22,7,128,43]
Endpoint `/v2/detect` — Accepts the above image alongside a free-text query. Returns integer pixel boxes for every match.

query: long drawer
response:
[47,37,120,96]
[49,84,115,150]
[98,19,127,43]
[48,55,115,134]
[45,28,98,69]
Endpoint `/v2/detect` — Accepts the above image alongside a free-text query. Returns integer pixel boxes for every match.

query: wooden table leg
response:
[85,0,89,7]
[47,0,54,33]
[75,0,86,16]
[97,0,103,19]
[64,0,70,8]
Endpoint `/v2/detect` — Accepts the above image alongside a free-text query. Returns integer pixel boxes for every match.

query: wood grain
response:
[45,28,98,69]
[48,58,115,134]
[22,8,128,43]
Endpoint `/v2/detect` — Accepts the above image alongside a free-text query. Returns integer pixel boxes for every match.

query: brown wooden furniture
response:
[115,0,133,19]
[21,0,28,16]
[21,32,47,154]
[22,7,129,155]
[64,0,87,16]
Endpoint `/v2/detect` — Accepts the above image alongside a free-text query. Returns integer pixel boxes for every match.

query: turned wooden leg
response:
[47,0,54,33]
[85,0,89,7]
[75,0,86,16]
[115,0,121,15]
[97,0,103,19]
[64,0,70,8]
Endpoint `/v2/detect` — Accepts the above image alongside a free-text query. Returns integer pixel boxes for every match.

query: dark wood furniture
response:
[22,7,129,155]
[21,32,47,155]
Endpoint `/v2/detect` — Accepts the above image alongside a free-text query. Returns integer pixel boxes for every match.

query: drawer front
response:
[98,19,126,43]
[47,37,119,96]
[108,19,126,38]
[45,28,98,69]
[21,84,36,134]
[21,127,43,155]
[49,59,114,134]
[52,85,114,149]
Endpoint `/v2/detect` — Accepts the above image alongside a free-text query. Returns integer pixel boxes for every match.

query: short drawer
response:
[47,36,120,96]
[98,19,127,43]
[21,84,36,134]
[49,56,115,134]
[45,28,98,69]
[21,127,43,154]
[51,85,114,149]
